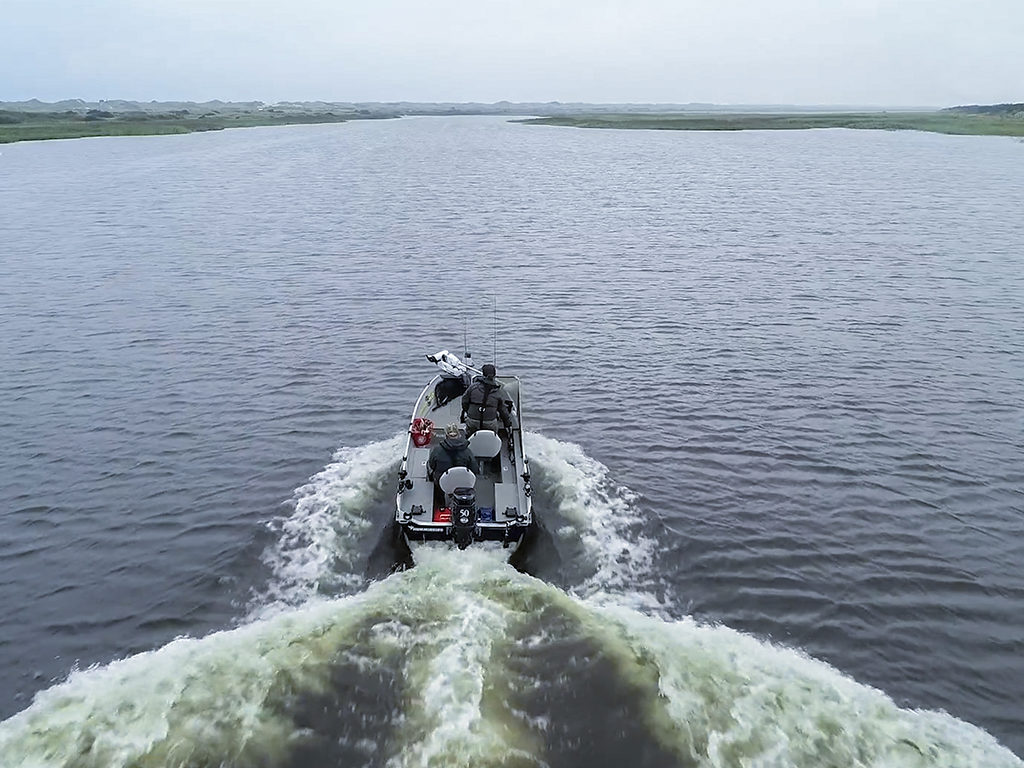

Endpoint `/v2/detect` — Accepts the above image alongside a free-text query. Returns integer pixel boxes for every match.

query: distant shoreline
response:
[517,112,1024,137]
[0,111,391,144]
[2,101,1022,143]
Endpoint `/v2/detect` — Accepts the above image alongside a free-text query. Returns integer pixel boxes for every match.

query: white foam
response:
[257,433,405,612]
[577,597,1024,768]
[524,432,658,607]
[0,590,382,768]
[2,559,1019,768]
[354,546,537,767]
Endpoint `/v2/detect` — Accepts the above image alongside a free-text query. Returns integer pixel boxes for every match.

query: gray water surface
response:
[1,117,1022,766]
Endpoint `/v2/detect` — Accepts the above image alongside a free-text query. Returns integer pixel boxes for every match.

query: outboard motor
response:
[451,487,478,549]
[438,467,479,550]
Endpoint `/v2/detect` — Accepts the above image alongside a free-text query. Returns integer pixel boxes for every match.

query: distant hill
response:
[0,99,937,118]
[0,99,277,115]
[944,103,1024,117]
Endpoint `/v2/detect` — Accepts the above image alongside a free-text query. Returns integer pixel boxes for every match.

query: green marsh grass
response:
[518,112,1024,137]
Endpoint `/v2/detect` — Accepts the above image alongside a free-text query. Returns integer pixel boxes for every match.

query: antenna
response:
[463,318,469,359]
[492,295,497,367]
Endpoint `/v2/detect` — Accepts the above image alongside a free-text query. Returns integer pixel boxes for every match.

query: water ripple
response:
[0,118,1022,754]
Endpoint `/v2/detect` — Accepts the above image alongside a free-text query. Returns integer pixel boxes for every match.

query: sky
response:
[1,0,1022,107]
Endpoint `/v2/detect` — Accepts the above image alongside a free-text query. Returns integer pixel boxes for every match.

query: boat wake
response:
[254,434,406,612]
[1,435,1020,768]
[523,433,660,608]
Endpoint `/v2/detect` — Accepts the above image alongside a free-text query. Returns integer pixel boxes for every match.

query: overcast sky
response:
[2,0,1021,106]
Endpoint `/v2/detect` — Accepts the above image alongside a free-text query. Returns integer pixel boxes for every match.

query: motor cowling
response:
[450,487,478,549]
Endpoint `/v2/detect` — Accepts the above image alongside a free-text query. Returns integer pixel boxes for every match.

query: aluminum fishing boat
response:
[395,350,533,552]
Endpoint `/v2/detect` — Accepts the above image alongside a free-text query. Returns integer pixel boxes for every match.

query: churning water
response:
[1,116,1022,767]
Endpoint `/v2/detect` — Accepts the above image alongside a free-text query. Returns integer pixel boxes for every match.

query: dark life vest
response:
[465,380,503,421]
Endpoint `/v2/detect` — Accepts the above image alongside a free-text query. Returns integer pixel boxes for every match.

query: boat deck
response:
[397,374,530,534]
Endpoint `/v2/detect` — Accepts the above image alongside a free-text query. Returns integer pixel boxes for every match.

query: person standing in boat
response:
[461,364,515,436]
[427,423,480,480]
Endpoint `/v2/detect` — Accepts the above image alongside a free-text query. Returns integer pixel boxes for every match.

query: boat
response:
[395,350,533,553]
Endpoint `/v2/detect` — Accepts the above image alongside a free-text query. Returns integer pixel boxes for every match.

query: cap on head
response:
[482,364,496,378]
[445,422,461,438]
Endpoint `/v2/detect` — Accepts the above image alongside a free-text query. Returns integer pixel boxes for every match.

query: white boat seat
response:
[439,466,476,494]
[468,430,502,458]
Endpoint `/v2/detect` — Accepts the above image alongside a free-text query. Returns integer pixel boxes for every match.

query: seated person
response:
[427,423,480,481]
[461,364,516,436]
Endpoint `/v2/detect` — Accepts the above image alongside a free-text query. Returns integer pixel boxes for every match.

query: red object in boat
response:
[433,507,452,523]
[410,417,433,447]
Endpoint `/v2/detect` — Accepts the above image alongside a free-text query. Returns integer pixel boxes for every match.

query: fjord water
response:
[0,116,1022,766]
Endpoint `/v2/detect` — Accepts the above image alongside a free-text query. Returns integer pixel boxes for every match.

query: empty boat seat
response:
[468,430,502,458]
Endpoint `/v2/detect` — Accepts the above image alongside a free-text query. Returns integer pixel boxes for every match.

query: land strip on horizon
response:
[518,109,1024,137]
[1,100,1021,143]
